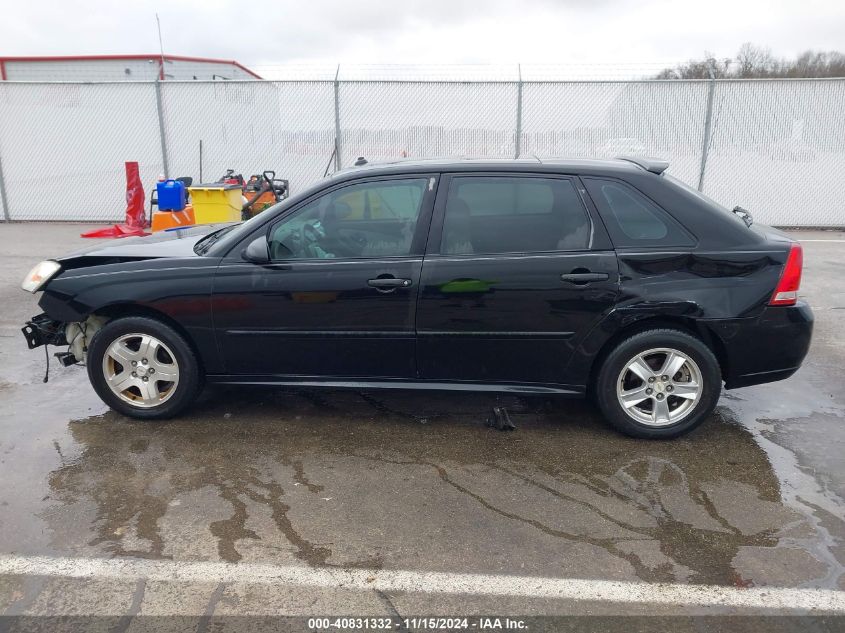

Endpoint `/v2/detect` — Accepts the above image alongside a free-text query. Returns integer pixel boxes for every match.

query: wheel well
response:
[587,316,729,394]
[91,304,204,369]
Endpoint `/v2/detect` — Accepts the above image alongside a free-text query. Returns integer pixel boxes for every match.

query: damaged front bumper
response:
[22,313,108,372]
[22,314,77,375]
[21,314,67,349]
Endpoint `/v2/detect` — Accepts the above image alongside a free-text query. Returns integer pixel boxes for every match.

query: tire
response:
[594,329,721,439]
[87,316,203,419]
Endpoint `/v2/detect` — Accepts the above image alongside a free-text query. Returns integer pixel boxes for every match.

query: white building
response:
[0,54,262,81]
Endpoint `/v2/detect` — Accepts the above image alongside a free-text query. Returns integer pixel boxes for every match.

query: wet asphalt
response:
[0,223,843,622]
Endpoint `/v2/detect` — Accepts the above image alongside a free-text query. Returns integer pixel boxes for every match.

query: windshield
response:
[192,197,294,256]
[198,179,331,256]
[193,224,240,255]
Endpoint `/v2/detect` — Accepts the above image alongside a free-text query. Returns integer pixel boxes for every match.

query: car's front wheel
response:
[594,329,721,438]
[87,316,202,419]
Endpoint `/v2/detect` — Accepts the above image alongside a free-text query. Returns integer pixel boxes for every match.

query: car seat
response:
[442,198,474,254]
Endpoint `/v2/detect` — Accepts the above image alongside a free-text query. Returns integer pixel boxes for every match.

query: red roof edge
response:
[230,61,263,80]
[0,54,263,79]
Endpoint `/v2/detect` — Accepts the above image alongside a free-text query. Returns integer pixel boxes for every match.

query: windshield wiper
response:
[194,225,237,255]
[732,206,754,227]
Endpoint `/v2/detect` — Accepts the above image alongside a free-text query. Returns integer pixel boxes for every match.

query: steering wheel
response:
[302,222,322,243]
[300,222,324,257]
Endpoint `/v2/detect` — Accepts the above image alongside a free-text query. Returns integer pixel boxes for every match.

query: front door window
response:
[269,178,428,260]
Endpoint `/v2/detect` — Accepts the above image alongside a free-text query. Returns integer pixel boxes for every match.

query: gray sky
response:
[2,0,844,72]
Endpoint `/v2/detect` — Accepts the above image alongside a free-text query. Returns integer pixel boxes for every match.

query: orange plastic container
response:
[151,206,196,232]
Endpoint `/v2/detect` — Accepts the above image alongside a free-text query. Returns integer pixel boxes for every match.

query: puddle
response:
[3,386,829,588]
[0,320,842,590]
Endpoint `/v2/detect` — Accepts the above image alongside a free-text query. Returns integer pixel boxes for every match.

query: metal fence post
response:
[0,149,10,221]
[514,64,523,159]
[333,65,342,171]
[154,80,170,178]
[697,69,716,192]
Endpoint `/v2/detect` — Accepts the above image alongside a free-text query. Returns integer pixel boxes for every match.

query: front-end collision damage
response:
[65,315,109,364]
[22,314,67,350]
[22,314,109,377]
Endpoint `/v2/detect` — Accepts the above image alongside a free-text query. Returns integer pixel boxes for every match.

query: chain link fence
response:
[0,82,163,222]
[0,77,843,225]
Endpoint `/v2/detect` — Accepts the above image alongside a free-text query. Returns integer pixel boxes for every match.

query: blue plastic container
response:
[156,179,187,211]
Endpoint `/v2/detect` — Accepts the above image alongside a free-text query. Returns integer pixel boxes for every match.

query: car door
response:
[416,173,619,388]
[212,174,437,378]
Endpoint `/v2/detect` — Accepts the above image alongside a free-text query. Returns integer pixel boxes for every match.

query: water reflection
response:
[43,388,823,586]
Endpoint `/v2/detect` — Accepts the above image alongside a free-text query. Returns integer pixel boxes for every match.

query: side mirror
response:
[242,236,270,264]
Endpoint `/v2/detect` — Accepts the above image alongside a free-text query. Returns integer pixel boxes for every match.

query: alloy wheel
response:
[616,347,703,427]
[102,333,180,408]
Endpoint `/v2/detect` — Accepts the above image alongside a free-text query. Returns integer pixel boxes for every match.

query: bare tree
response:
[655,45,845,79]
[788,50,845,77]
[655,52,731,79]
[735,43,777,78]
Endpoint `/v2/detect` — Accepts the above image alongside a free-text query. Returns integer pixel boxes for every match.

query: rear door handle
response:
[560,272,609,284]
[368,277,412,291]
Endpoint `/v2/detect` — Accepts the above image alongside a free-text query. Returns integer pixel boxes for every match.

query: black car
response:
[21,157,812,438]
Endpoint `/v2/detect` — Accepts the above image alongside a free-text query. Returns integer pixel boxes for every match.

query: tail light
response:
[769,242,803,306]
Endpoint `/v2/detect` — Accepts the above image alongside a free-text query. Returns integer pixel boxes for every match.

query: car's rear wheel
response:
[594,329,721,438]
[87,316,202,419]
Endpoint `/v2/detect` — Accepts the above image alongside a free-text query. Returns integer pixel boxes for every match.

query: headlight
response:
[21,260,61,293]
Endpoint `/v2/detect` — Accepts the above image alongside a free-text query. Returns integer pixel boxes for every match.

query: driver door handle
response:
[560,272,609,284]
[368,278,412,289]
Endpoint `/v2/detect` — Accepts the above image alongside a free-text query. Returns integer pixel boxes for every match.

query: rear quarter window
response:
[584,178,695,248]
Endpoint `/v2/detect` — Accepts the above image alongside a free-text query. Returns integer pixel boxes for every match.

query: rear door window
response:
[584,178,695,248]
[441,176,591,255]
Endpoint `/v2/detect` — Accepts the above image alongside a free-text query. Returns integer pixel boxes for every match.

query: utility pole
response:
[514,64,524,159]
[697,61,716,192]
[333,64,342,171]
[156,13,166,80]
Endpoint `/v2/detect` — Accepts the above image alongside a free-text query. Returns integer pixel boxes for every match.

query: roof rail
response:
[616,156,670,175]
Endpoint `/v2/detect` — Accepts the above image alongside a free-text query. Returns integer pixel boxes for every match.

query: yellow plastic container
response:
[188,185,243,224]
